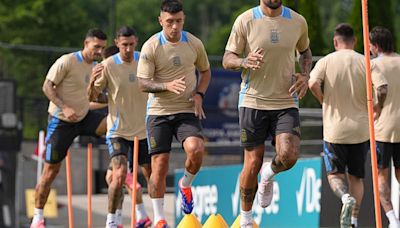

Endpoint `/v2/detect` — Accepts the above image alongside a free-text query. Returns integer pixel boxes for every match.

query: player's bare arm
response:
[290,47,312,99]
[42,79,78,121]
[308,79,323,105]
[374,84,388,120]
[222,49,264,71]
[138,77,186,94]
[87,64,104,101]
[192,68,211,120]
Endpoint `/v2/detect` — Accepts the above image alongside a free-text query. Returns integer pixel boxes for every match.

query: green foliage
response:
[298,0,326,55]
[349,0,395,52]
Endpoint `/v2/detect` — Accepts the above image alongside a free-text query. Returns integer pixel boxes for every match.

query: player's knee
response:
[247,156,262,176]
[43,165,61,181]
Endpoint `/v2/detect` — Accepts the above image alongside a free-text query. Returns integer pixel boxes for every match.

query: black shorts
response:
[376,141,400,169]
[323,141,369,178]
[146,113,203,154]
[239,107,300,148]
[106,137,150,169]
[45,110,105,164]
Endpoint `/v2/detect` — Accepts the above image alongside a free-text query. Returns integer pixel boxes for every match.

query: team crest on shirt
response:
[172,56,181,66]
[129,73,136,82]
[270,29,279,43]
[85,74,90,83]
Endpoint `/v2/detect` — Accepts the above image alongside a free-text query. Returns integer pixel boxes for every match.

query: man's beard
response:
[265,0,282,10]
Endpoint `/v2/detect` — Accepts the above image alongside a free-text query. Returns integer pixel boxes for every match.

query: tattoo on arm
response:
[42,80,64,109]
[138,78,166,93]
[299,48,313,76]
[376,85,388,108]
[328,175,348,199]
[240,186,258,203]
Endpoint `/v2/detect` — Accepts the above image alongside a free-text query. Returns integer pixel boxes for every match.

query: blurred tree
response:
[349,0,395,52]
[298,0,326,55]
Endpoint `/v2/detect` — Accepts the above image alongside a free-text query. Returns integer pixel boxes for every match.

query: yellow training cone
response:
[203,214,229,228]
[230,215,259,228]
[177,214,202,228]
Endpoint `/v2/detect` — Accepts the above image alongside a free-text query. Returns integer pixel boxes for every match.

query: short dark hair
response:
[370,26,394,53]
[334,23,354,43]
[86,28,107,40]
[116,26,137,38]
[103,45,119,59]
[160,0,183,14]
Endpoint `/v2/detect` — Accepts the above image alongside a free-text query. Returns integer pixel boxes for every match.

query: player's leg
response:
[258,108,300,209]
[238,108,268,227]
[106,163,124,228]
[105,138,128,228]
[146,115,173,227]
[377,142,400,227]
[32,116,77,228]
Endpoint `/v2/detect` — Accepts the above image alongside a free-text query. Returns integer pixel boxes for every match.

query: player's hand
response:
[62,104,79,122]
[289,73,309,99]
[241,47,264,70]
[373,105,382,121]
[191,93,206,120]
[90,64,104,83]
[165,77,186,94]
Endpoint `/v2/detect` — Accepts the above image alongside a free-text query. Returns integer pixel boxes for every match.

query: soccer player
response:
[222,0,312,226]
[309,23,387,227]
[30,28,107,228]
[87,26,152,228]
[370,26,400,228]
[137,0,211,227]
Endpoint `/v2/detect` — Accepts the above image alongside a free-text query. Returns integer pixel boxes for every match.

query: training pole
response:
[87,143,93,228]
[66,151,74,228]
[361,0,382,227]
[131,136,139,228]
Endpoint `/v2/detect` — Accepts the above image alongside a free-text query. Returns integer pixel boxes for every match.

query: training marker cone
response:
[231,215,259,228]
[203,214,229,228]
[177,214,202,228]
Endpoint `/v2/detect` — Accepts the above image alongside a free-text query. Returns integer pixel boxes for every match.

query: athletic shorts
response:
[45,110,105,164]
[376,141,400,169]
[239,107,301,148]
[146,113,203,154]
[106,137,151,170]
[323,141,369,178]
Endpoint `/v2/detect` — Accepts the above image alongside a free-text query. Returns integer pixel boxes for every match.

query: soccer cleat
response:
[135,216,152,228]
[257,164,274,208]
[154,219,168,228]
[340,196,356,228]
[178,178,194,214]
[30,219,45,228]
[105,220,118,228]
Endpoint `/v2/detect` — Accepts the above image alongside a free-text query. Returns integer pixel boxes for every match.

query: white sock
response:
[115,209,123,225]
[240,209,253,226]
[106,213,116,225]
[386,210,399,225]
[32,208,44,224]
[151,198,165,223]
[341,193,350,204]
[181,169,196,187]
[351,216,358,227]
[136,203,147,220]
[261,162,275,181]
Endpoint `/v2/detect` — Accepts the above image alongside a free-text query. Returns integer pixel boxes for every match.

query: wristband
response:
[195,91,205,99]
